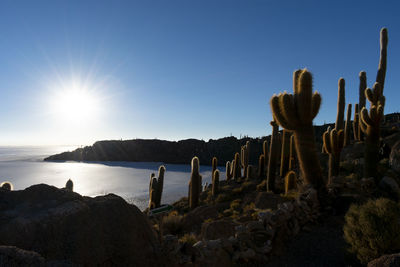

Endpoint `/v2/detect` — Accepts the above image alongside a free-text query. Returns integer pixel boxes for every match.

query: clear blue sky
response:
[0,0,398,145]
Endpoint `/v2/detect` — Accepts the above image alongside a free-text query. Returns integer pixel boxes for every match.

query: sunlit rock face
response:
[0,184,161,266]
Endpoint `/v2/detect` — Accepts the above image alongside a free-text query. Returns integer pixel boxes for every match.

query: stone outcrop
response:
[0,184,161,266]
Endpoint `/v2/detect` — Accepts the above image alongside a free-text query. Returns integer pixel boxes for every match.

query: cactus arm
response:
[296,70,313,123]
[270,95,296,130]
[311,92,322,119]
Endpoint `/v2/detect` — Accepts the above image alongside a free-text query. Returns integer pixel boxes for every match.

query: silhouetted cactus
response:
[284,171,296,194]
[344,103,352,146]
[267,120,279,192]
[241,141,250,177]
[226,161,232,181]
[65,179,73,192]
[189,156,201,209]
[289,134,296,171]
[258,154,265,179]
[353,104,360,141]
[263,140,268,168]
[212,170,219,196]
[323,128,344,182]
[335,78,346,130]
[280,130,291,177]
[246,165,253,180]
[233,152,241,180]
[212,157,217,174]
[0,181,13,191]
[270,69,324,195]
[358,72,367,140]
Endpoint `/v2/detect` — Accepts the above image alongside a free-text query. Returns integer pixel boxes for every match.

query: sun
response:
[50,80,100,124]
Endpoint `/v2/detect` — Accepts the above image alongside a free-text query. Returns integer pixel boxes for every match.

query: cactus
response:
[212,157,217,174]
[226,161,232,181]
[376,28,388,91]
[263,140,268,168]
[289,134,296,171]
[189,156,201,209]
[344,103,352,146]
[358,72,367,140]
[241,141,250,177]
[323,128,344,182]
[212,170,220,196]
[360,83,385,180]
[233,152,241,180]
[280,129,291,177]
[270,69,324,195]
[322,126,331,153]
[149,176,158,209]
[65,179,73,192]
[335,78,346,130]
[353,104,360,140]
[267,120,279,192]
[246,165,253,180]
[0,181,13,191]
[148,166,165,209]
[258,154,265,179]
[284,171,297,194]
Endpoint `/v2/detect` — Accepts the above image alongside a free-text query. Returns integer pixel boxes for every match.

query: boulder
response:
[379,176,400,195]
[0,184,160,266]
[201,219,237,240]
[390,141,400,173]
[368,253,400,267]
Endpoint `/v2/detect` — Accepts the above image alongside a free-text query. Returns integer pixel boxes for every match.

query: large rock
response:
[390,141,400,173]
[368,253,400,267]
[0,184,160,266]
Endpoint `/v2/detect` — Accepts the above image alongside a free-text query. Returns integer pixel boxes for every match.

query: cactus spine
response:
[226,161,232,181]
[323,128,344,182]
[284,171,297,194]
[344,103,352,146]
[212,157,217,174]
[65,179,73,192]
[212,169,219,196]
[289,134,296,171]
[335,78,346,130]
[353,104,360,140]
[258,154,265,179]
[189,157,201,209]
[267,120,279,192]
[270,69,324,194]
[233,152,241,180]
[280,130,291,177]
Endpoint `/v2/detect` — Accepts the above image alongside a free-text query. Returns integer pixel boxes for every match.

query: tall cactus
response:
[344,103,352,146]
[148,166,166,209]
[258,154,265,179]
[280,130,291,178]
[289,134,296,171]
[353,104,360,140]
[212,157,217,174]
[149,176,158,209]
[267,120,279,192]
[358,72,367,140]
[263,140,268,168]
[233,152,241,180]
[284,171,297,195]
[335,78,346,130]
[376,28,388,91]
[241,141,250,177]
[270,69,324,194]
[323,129,344,182]
[189,156,201,209]
[246,165,253,180]
[226,161,232,181]
[212,169,219,196]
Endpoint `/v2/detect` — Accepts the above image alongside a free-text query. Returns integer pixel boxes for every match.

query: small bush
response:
[179,233,197,245]
[343,198,400,264]
[162,212,184,235]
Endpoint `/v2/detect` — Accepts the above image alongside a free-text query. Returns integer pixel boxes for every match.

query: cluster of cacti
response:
[284,171,296,195]
[323,128,344,182]
[258,154,265,179]
[241,141,250,177]
[280,129,291,178]
[0,181,13,191]
[270,69,324,195]
[65,179,73,192]
[149,165,166,209]
[226,161,233,180]
[233,152,241,180]
[359,28,388,181]
[266,120,279,192]
[335,78,346,130]
[212,169,219,196]
[344,103,352,146]
[288,134,296,171]
[189,157,202,209]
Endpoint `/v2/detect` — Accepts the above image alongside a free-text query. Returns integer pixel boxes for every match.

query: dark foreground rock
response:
[0,184,161,266]
[368,253,400,267]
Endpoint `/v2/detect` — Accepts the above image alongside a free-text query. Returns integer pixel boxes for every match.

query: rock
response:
[379,176,400,195]
[183,205,218,233]
[342,141,365,161]
[390,141,400,173]
[255,192,286,210]
[0,184,160,266]
[368,253,400,267]
[0,246,46,267]
[384,131,400,148]
[201,219,237,240]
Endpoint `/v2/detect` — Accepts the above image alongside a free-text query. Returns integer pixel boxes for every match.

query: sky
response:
[0,0,398,146]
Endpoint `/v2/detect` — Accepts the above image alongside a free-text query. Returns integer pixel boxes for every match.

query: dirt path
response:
[268,215,348,267]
